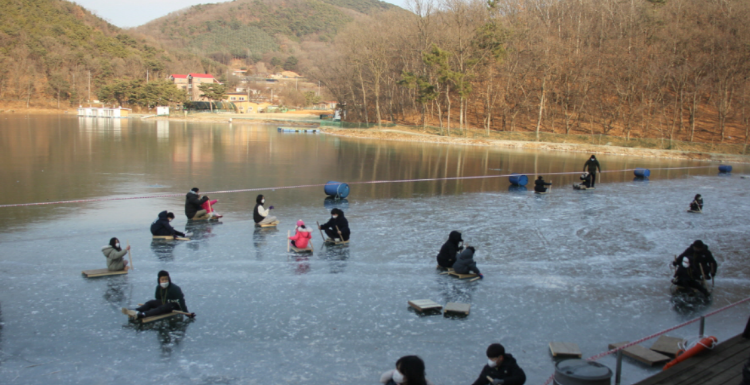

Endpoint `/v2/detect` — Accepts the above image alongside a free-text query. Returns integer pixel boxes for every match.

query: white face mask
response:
[332,215,338,219]
[392,369,404,384]
[488,359,497,367]
[262,199,265,204]
[115,243,120,249]
[160,282,169,289]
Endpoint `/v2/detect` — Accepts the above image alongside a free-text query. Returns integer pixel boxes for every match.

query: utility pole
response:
[87,71,91,103]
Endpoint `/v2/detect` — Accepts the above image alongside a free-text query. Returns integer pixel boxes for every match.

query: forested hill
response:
[134,0,400,71]
[0,0,224,107]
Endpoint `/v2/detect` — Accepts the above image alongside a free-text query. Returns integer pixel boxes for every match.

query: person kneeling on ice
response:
[436,231,463,269]
[472,343,527,385]
[380,355,433,385]
[289,220,312,248]
[453,247,483,279]
[122,270,195,320]
[254,194,277,225]
[151,211,188,239]
[673,240,717,281]
[689,194,703,212]
[185,187,212,220]
[102,237,130,271]
[534,176,552,193]
[672,256,709,296]
[319,208,350,242]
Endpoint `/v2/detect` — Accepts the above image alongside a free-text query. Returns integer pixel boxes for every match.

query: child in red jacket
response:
[289,220,312,249]
[201,199,223,219]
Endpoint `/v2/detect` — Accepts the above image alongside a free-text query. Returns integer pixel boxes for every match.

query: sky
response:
[73,0,409,28]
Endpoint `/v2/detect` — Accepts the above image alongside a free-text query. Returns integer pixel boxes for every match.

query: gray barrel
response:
[554,359,612,385]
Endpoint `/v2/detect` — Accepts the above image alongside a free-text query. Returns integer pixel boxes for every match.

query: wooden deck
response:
[633,334,749,385]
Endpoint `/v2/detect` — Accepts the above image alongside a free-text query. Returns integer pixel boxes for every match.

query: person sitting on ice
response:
[151,211,188,239]
[122,270,195,320]
[102,237,130,271]
[253,194,277,225]
[185,187,211,220]
[436,231,463,270]
[673,240,717,281]
[319,208,350,242]
[580,172,593,188]
[453,247,483,279]
[534,176,552,193]
[289,220,312,249]
[672,255,709,296]
[201,197,223,219]
[689,194,703,212]
[471,343,527,385]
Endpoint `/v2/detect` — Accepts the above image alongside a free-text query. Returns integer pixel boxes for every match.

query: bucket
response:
[324,181,350,199]
[554,359,612,385]
[633,168,650,178]
[719,165,732,173]
[509,174,529,186]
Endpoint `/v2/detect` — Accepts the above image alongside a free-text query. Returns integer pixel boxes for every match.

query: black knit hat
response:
[692,240,706,250]
[487,343,505,358]
[157,270,171,283]
[191,187,199,192]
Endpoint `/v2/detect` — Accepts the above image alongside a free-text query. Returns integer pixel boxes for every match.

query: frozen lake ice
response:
[0,116,748,384]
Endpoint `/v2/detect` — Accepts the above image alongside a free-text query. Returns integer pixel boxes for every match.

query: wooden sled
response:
[549,342,582,358]
[437,265,454,273]
[152,235,190,241]
[256,221,280,228]
[82,268,127,278]
[290,244,313,253]
[573,184,591,190]
[534,191,549,194]
[444,302,471,316]
[687,210,702,214]
[125,306,187,324]
[324,238,349,246]
[408,299,442,312]
[448,271,480,282]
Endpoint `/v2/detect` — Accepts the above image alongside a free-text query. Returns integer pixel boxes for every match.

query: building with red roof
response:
[169,73,221,101]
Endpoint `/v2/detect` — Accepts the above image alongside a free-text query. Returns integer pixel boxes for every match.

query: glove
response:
[479,274,484,280]
[269,206,275,210]
[490,379,504,385]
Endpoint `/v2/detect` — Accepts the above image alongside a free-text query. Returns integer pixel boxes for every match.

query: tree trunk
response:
[535,76,546,141]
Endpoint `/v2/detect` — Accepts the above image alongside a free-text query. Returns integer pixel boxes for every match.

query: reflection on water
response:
[322,246,350,274]
[150,240,177,261]
[102,278,127,306]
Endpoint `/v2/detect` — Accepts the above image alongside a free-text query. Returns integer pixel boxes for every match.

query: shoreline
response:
[321,127,750,165]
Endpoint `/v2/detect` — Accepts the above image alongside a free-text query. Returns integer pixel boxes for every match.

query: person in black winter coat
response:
[472,343,526,385]
[185,187,210,220]
[319,208,350,241]
[534,176,552,193]
[689,194,703,212]
[436,231,463,269]
[453,247,483,278]
[122,270,195,320]
[583,155,602,188]
[672,256,709,296]
[673,240,718,280]
[253,194,277,224]
[151,211,187,238]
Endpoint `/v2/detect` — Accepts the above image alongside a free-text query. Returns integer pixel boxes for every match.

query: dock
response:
[633,334,749,385]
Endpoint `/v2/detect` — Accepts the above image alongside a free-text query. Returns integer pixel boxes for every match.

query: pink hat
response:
[296,219,305,227]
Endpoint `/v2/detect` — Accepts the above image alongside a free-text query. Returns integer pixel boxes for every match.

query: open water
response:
[0,115,749,384]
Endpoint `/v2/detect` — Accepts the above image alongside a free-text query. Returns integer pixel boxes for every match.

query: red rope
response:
[0,166,714,208]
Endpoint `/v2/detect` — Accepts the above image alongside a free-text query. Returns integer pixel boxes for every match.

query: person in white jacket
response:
[253,194,277,225]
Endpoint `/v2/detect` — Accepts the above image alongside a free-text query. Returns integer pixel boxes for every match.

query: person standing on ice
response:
[453,246,483,279]
[185,187,211,220]
[102,237,130,271]
[533,176,552,193]
[380,355,432,385]
[673,240,717,281]
[582,155,602,188]
[436,231,463,269]
[471,343,526,385]
[122,270,195,320]
[319,208,350,241]
[253,194,277,225]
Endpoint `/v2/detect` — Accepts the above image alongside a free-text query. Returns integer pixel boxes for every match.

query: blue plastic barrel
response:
[634,168,651,178]
[719,165,732,173]
[324,181,350,198]
[509,174,528,186]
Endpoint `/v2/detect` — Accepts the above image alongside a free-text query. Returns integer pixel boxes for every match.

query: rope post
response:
[699,316,705,337]
[615,349,623,385]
